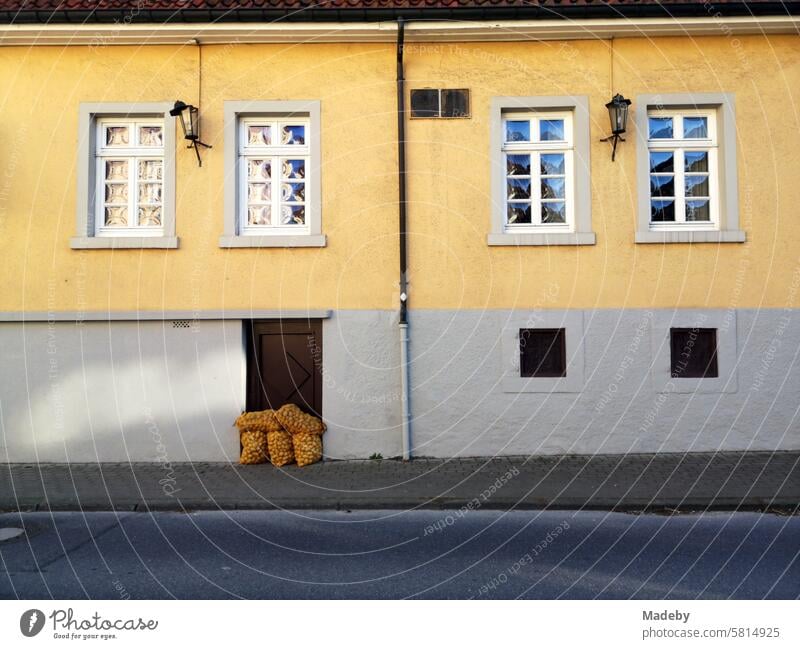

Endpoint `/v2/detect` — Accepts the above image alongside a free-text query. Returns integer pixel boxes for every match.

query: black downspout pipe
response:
[397,18,408,325]
[396,18,411,460]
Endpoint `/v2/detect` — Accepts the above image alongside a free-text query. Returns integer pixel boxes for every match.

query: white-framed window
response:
[221,101,324,248]
[635,94,744,244]
[238,117,310,235]
[72,102,177,250]
[502,110,574,232]
[489,96,594,247]
[95,118,165,237]
[647,109,718,230]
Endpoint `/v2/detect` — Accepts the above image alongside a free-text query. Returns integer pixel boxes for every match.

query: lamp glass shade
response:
[606,94,631,135]
[169,100,199,141]
[185,105,199,141]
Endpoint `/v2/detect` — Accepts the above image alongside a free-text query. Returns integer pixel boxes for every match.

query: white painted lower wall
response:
[321,310,403,460]
[1,309,798,462]
[405,309,800,457]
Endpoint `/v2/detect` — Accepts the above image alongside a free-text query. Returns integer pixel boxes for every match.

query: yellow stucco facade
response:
[1,34,798,313]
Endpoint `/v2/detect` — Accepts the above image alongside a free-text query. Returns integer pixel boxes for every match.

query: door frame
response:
[244,319,323,415]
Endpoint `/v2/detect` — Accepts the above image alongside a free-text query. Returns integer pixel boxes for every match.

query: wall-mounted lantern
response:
[169,100,212,167]
[600,93,631,161]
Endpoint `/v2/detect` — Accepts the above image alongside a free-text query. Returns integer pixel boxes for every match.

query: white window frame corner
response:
[488,96,595,247]
[501,310,585,393]
[71,102,177,250]
[650,310,738,394]
[635,93,744,244]
[220,100,325,249]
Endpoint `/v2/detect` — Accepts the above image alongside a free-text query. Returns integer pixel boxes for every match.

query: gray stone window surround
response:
[220,100,325,248]
[71,102,178,250]
[650,310,738,394]
[501,310,585,393]
[488,96,595,247]
[635,93,745,244]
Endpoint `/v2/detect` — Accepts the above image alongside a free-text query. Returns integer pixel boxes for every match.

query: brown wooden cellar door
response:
[246,320,322,417]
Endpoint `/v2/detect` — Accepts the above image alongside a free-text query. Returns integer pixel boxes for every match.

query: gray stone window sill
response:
[636,230,746,244]
[70,236,179,249]
[488,232,596,246]
[219,234,327,248]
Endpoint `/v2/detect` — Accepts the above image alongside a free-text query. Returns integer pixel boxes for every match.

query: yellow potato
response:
[275,404,326,436]
[239,429,268,465]
[235,410,282,433]
[268,429,295,467]
[293,433,322,467]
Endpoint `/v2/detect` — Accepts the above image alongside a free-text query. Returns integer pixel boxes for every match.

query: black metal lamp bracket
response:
[188,140,213,167]
[600,133,625,162]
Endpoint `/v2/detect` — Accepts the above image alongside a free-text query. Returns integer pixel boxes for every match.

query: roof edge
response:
[0,4,798,25]
[1,16,798,46]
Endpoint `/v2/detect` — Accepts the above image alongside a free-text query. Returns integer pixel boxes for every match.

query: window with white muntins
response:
[239,117,309,234]
[221,101,324,248]
[502,111,574,231]
[647,109,718,229]
[95,118,165,236]
[635,94,744,244]
[72,102,177,249]
[489,96,594,247]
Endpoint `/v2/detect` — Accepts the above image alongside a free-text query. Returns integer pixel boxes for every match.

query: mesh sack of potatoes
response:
[275,403,326,436]
[239,430,269,465]
[235,409,282,433]
[292,433,322,467]
[268,429,295,467]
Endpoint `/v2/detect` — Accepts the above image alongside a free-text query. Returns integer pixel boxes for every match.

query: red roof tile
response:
[0,0,795,22]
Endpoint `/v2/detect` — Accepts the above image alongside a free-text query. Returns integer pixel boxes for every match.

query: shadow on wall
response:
[0,320,244,462]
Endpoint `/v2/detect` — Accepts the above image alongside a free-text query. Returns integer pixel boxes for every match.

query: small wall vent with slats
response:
[172,320,192,329]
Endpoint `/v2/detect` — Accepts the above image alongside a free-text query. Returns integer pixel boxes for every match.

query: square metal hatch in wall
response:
[519,328,567,378]
[670,328,719,379]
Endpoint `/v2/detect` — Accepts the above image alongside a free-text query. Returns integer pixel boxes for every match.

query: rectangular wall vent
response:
[410,89,470,119]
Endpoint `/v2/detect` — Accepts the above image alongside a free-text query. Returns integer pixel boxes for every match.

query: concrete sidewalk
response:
[1,452,798,512]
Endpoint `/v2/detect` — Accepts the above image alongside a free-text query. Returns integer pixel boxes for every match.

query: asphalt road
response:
[1,510,798,599]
